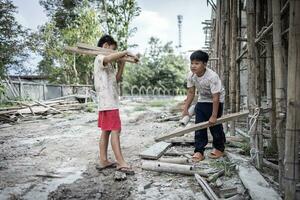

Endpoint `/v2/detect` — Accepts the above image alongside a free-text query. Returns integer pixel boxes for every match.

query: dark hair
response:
[190,50,209,63]
[97,35,117,47]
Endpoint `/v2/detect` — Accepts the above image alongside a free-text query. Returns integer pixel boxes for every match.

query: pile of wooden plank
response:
[0,97,88,125]
[139,110,282,200]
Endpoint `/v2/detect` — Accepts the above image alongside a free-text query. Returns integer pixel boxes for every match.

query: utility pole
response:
[177,15,183,48]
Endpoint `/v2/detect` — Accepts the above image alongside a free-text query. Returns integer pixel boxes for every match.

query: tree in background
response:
[0,0,32,78]
[36,0,102,84]
[100,0,141,50]
[123,37,188,94]
[37,0,140,84]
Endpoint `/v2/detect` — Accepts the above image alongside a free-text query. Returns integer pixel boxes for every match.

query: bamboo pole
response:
[246,0,258,165]
[223,0,231,133]
[272,0,287,190]
[229,0,237,136]
[284,0,300,198]
[265,0,277,150]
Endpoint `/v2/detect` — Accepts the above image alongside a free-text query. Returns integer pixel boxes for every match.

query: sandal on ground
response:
[95,162,117,171]
[192,152,205,162]
[208,149,224,159]
[116,166,135,175]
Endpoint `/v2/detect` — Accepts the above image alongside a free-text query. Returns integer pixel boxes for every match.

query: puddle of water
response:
[22,167,85,200]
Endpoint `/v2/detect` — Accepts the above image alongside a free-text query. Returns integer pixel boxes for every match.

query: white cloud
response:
[128,10,172,52]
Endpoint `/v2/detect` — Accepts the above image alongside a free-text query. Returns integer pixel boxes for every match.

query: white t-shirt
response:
[187,68,225,103]
[94,54,119,111]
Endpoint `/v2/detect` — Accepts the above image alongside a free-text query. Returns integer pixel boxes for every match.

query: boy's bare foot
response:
[192,152,205,162]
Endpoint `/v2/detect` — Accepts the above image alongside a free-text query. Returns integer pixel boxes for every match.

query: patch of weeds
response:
[133,106,147,111]
[147,99,178,107]
[264,145,278,159]
[84,102,96,113]
[240,142,251,156]
[210,160,235,177]
[147,100,167,107]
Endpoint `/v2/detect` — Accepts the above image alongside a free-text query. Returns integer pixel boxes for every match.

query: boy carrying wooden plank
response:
[182,50,225,162]
[94,35,139,174]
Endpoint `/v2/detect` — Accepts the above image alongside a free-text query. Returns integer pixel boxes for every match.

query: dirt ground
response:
[0,97,252,200]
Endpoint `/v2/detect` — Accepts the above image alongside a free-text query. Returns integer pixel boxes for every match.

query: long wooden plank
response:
[155,111,249,142]
[227,152,281,200]
[65,45,137,63]
[77,43,139,63]
[139,141,172,159]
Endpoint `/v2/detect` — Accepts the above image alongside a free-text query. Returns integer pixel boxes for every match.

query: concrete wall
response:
[1,80,92,102]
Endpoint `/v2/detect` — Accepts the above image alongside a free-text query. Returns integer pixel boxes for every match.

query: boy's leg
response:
[194,103,209,155]
[99,130,114,165]
[110,131,130,168]
[209,103,226,153]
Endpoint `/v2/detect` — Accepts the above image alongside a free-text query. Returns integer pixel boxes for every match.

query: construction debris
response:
[139,142,172,159]
[155,111,249,142]
[141,161,209,177]
[0,98,89,124]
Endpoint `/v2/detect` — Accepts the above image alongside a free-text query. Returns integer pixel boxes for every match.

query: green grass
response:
[210,160,236,177]
[147,99,178,107]
[133,106,147,111]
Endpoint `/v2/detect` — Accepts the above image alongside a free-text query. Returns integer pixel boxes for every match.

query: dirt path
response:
[0,97,210,200]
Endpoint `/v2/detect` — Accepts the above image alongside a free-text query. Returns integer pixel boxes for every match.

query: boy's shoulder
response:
[206,68,220,79]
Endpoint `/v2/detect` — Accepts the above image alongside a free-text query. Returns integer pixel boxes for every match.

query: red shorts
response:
[98,109,121,131]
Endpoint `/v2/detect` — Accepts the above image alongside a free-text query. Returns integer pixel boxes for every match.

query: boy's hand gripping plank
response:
[155,110,249,142]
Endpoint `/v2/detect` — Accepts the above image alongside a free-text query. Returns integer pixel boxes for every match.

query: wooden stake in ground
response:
[284,0,300,198]
[246,0,259,168]
[155,111,249,142]
[272,0,287,190]
[229,0,237,136]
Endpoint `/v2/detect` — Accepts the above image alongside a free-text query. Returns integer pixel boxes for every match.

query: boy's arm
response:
[116,60,125,82]
[209,93,220,124]
[103,51,128,66]
[103,51,139,66]
[182,86,195,116]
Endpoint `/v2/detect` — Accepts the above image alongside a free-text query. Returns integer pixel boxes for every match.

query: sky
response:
[12,0,212,67]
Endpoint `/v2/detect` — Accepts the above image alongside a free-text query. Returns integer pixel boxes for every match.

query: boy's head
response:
[190,50,209,76]
[190,50,209,63]
[97,35,117,50]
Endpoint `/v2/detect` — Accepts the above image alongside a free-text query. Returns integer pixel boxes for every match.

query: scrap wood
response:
[139,141,172,159]
[158,157,190,164]
[226,152,282,200]
[157,114,181,122]
[17,106,49,115]
[263,159,279,171]
[35,173,63,178]
[195,173,220,200]
[235,128,250,138]
[65,43,138,63]
[207,169,225,182]
[155,111,249,142]
[219,187,238,198]
[142,161,209,177]
[34,100,63,114]
[77,43,139,63]
[9,100,35,115]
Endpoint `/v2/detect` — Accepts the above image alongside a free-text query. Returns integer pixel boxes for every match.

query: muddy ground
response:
[0,97,269,200]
